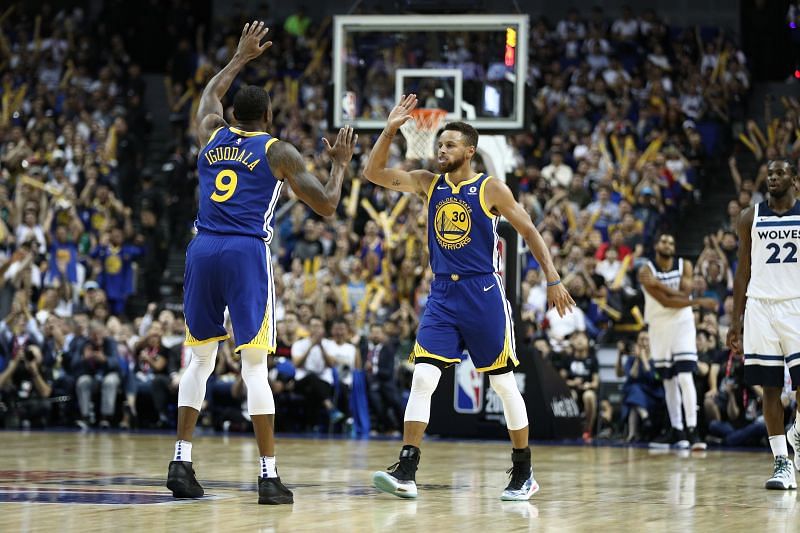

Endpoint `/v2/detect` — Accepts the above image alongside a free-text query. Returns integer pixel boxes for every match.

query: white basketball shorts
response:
[744,297,800,388]
[648,317,698,378]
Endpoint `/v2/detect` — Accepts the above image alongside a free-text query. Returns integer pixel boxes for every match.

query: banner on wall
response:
[428,347,582,440]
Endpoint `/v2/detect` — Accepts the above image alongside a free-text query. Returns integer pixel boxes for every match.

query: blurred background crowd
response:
[0,1,799,447]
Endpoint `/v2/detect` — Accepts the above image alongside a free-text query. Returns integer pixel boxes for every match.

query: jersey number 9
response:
[211,170,238,202]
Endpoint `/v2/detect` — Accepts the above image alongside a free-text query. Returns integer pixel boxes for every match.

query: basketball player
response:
[728,159,800,490]
[363,94,574,500]
[638,234,717,450]
[166,21,357,504]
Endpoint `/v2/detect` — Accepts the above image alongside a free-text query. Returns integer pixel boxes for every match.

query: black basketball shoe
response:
[686,427,707,451]
[372,445,420,498]
[501,448,540,501]
[649,427,689,450]
[258,476,294,504]
[167,461,204,498]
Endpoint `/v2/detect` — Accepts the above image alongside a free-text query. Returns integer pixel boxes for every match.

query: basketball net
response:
[399,108,447,160]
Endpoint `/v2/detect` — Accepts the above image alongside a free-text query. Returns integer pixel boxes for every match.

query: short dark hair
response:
[442,121,478,147]
[233,85,270,122]
[768,158,798,176]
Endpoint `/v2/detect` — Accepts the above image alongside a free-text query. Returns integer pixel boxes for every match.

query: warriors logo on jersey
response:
[433,198,472,249]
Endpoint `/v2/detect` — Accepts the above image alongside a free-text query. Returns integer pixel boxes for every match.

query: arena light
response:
[505,27,516,67]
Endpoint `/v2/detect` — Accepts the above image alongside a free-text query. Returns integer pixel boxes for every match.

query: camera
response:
[23,348,36,363]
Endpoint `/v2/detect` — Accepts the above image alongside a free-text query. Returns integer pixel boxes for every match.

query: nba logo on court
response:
[454,357,483,414]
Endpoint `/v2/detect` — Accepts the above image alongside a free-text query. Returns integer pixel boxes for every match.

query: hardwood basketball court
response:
[0,431,796,531]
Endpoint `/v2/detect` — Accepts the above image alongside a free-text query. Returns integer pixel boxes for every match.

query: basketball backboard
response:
[332,15,528,132]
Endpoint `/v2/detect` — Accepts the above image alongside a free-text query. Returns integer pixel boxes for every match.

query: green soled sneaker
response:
[258,476,294,504]
[167,461,204,498]
[372,445,420,498]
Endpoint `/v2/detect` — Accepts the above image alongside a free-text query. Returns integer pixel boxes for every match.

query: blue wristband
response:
[547,279,561,287]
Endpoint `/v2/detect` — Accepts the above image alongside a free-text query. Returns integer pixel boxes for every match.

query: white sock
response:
[260,456,277,478]
[769,435,788,458]
[174,440,192,462]
[663,377,684,430]
[677,372,697,428]
[794,414,800,433]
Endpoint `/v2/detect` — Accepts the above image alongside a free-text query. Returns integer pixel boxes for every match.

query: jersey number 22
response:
[766,242,798,264]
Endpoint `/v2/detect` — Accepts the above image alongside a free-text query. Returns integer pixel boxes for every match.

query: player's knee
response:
[239,347,268,368]
[189,342,218,367]
[410,363,441,395]
[489,372,528,430]
[582,389,596,406]
[489,371,521,400]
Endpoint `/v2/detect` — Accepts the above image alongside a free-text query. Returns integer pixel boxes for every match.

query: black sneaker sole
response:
[765,480,797,490]
[258,494,294,505]
[166,479,204,498]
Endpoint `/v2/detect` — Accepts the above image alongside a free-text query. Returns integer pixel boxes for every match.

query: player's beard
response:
[656,249,674,261]
[768,183,792,199]
[438,154,465,173]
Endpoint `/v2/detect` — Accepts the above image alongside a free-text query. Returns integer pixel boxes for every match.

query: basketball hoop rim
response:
[409,108,448,131]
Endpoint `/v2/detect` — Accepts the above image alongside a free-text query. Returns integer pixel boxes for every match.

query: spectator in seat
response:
[616,331,663,442]
[129,322,172,428]
[327,317,357,407]
[361,322,403,434]
[291,316,345,428]
[90,225,144,317]
[73,321,121,429]
[559,331,599,442]
[541,150,574,189]
[704,350,766,447]
[0,343,52,428]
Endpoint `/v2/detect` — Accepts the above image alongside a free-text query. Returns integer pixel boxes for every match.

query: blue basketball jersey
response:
[427,173,499,276]
[195,126,283,242]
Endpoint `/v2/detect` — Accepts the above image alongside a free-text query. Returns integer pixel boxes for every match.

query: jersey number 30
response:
[766,242,798,264]
[211,170,238,202]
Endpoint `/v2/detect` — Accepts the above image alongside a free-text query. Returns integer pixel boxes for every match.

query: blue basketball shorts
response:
[412,273,518,373]
[183,233,276,353]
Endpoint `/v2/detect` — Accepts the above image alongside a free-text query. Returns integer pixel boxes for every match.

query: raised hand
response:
[323,125,358,167]
[387,94,418,132]
[547,282,576,318]
[236,20,272,63]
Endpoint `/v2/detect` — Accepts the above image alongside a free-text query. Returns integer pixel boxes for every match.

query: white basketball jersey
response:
[643,258,693,324]
[747,201,800,300]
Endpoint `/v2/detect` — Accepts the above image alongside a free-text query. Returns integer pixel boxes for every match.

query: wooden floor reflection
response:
[1,431,798,532]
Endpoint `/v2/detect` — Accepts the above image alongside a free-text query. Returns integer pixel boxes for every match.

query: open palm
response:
[237,20,272,62]
[387,94,418,131]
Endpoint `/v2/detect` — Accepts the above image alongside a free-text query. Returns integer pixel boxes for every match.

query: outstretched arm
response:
[268,126,358,217]
[727,206,754,354]
[195,21,272,147]
[363,94,435,196]
[483,177,575,317]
